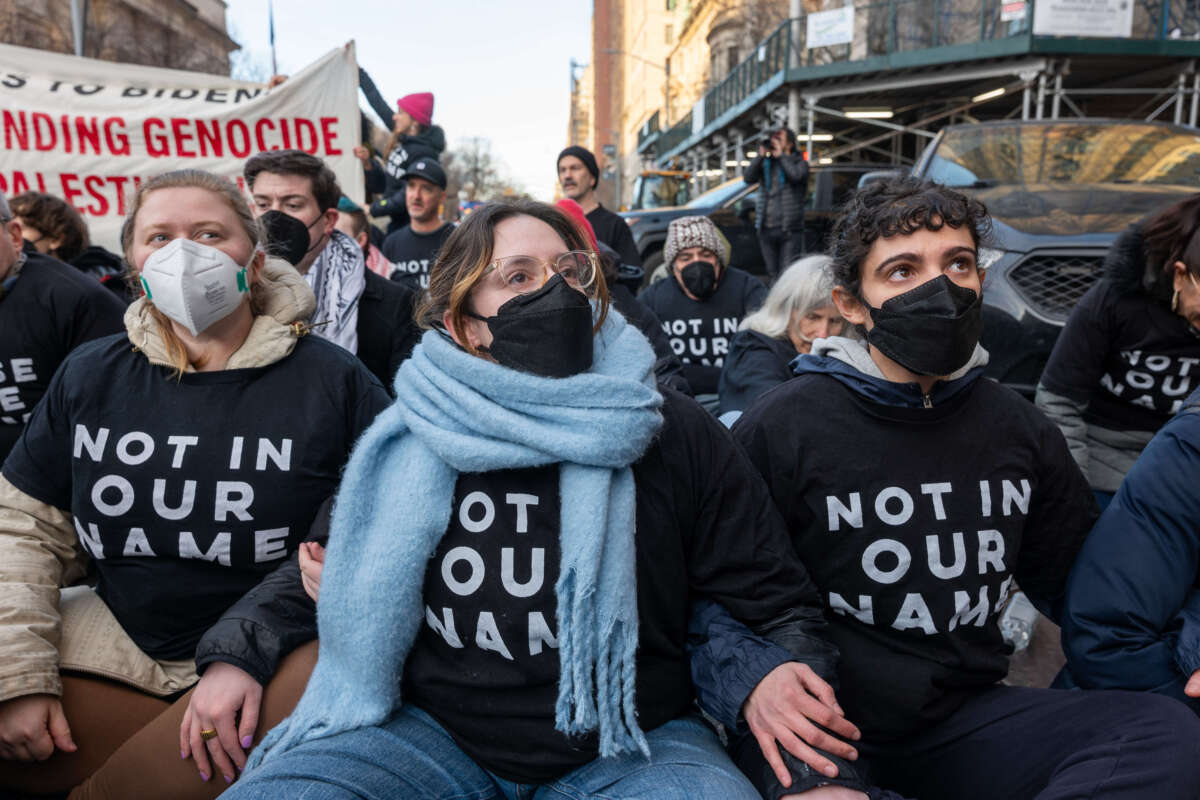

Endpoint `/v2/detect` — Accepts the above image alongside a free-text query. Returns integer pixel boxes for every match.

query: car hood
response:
[964,183,1194,236]
[621,206,700,224]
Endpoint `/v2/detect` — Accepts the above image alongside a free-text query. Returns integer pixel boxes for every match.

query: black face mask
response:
[679,260,718,299]
[866,275,982,377]
[470,274,595,378]
[260,210,324,267]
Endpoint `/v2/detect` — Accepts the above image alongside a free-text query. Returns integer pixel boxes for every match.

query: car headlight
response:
[978,246,1006,271]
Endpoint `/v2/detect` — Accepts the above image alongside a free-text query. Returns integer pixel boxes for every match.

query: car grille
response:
[1007,251,1106,323]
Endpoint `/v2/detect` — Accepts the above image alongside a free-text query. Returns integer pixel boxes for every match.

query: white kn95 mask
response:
[139,238,251,336]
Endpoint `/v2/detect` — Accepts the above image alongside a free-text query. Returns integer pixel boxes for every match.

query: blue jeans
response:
[224,705,759,800]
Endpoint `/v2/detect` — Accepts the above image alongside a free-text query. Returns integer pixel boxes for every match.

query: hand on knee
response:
[782,787,868,800]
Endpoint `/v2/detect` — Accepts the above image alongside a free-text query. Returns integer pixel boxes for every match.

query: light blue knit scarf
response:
[246,310,664,772]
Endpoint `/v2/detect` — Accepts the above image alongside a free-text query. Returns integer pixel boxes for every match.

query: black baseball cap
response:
[403,159,447,189]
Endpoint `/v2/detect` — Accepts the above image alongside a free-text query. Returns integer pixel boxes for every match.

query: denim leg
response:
[537,715,759,800]
[223,705,499,800]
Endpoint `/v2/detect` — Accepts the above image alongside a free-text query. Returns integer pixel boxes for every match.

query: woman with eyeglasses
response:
[1036,193,1200,510]
[219,198,861,800]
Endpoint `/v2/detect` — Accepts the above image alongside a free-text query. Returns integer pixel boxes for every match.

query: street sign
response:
[807,6,855,49]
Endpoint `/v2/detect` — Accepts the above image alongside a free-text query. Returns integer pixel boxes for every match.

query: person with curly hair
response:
[699,176,1200,799]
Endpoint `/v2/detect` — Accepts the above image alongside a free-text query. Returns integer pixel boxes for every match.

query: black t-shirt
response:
[1,334,390,660]
[1040,279,1200,431]
[718,329,799,415]
[382,224,454,291]
[0,253,126,461]
[639,268,768,395]
[402,389,817,783]
[734,374,1095,741]
[403,466,570,779]
[586,205,641,268]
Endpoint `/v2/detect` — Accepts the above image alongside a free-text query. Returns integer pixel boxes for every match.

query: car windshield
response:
[685,178,746,208]
[926,123,1200,189]
[635,174,690,209]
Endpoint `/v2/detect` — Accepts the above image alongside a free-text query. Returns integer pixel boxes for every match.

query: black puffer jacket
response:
[743,153,808,233]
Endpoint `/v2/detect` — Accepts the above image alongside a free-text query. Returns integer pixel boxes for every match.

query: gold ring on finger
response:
[199,728,219,741]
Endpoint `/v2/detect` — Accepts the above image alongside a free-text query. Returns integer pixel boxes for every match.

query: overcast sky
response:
[226,0,591,200]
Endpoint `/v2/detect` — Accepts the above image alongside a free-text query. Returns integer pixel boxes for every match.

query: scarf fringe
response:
[554,569,648,758]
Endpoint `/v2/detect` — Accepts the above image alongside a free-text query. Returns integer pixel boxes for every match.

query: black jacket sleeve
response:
[778,152,810,185]
[1014,415,1099,620]
[1037,281,1115,403]
[609,286,691,395]
[610,220,643,269]
[193,497,332,683]
[743,156,766,185]
[363,156,387,196]
[357,67,394,131]
[718,333,793,416]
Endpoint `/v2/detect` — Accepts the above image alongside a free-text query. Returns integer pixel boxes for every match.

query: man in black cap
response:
[557,145,641,268]
[382,158,455,291]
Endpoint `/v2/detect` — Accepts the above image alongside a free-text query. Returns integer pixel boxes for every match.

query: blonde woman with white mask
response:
[0,169,389,799]
[718,255,845,423]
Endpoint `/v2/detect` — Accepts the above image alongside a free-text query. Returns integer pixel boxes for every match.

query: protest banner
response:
[0,42,363,251]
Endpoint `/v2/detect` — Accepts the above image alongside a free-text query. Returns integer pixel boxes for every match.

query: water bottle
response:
[1000,590,1038,652]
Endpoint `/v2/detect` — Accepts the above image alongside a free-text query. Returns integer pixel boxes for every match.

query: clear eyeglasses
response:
[484,250,599,296]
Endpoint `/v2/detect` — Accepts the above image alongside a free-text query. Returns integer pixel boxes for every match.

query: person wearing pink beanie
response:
[396,92,434,127]
[355,70,447,233]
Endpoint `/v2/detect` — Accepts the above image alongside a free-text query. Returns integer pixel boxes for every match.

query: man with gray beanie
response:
[0,191,125,461]
[639,215,767,409]
[557,145,641,267]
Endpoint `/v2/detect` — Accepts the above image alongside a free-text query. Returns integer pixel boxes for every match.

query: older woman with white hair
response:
[718,255,844,423]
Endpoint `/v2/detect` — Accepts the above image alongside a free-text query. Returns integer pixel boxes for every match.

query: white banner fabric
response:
[0,43,363,251]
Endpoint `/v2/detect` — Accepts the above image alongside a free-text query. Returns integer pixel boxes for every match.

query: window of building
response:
[666,0,676,9]
[727,47,740,74]
[665,24,673,44]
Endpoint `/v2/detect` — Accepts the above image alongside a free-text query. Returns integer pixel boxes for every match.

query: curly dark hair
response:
[829,176,992,297]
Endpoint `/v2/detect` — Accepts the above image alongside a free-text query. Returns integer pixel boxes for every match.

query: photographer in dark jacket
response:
[1037,194,1200,510]
[744,128,809,280]
[721,177,1200,800]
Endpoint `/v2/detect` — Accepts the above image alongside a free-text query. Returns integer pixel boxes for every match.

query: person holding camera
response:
[744,128,810,281]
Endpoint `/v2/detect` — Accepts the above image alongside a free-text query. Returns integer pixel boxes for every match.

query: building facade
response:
[570,0,789,208]
[2,0,238,76]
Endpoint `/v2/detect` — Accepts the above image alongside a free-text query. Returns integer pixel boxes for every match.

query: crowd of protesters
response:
[0,64,1198,800]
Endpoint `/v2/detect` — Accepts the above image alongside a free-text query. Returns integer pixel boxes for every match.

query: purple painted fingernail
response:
[181,750,187,759]
[225,775,233,784]
[242,735,253,749]
[200,772,210,782]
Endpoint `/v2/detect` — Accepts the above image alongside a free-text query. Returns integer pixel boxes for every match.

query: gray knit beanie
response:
[663,215,728,269]
[0,191,10,221]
